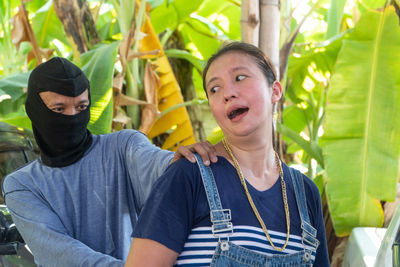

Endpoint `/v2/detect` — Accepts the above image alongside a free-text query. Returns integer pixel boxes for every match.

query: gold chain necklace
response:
[222,138,290,251]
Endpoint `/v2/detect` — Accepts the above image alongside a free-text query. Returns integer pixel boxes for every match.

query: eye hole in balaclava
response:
[25,57,93,167]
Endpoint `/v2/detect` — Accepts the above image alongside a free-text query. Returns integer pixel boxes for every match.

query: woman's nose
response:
[223,83,238,102]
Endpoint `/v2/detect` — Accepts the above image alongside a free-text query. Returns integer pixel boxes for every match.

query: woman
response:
[125,42,329,266]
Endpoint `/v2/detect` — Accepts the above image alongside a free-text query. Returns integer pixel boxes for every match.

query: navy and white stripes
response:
[175,225,316,266]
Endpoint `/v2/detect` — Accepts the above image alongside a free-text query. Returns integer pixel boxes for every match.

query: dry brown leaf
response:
[138,61,162,134]
[143,61,160,105]
[138,103,161,134]
[112,73,125,93]
[112,107,131,131]
[27,48,54,63]
[118,38,130,70]
[11,5,43,64]
[11,7,29,51]
[113,108,132,124]
[127,49,160,61]
[114,92,150,107]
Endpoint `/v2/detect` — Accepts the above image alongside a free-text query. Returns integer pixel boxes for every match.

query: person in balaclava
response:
[2,57,217,266]
[25,57,93,167]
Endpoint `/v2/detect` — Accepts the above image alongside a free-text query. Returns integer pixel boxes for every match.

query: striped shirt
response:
[176,226,316,266]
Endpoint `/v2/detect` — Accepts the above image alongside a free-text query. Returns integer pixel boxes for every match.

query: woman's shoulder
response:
[156,158,203,190]
[158,155,234,189]
[168,155,232,174]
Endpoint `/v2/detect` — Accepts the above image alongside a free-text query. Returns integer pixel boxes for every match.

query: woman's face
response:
[204,51,281,139]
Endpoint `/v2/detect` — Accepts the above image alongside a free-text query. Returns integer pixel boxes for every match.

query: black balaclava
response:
[25,57,93,167]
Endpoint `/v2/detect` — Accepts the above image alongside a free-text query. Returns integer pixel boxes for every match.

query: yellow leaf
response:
[138,0,196,150]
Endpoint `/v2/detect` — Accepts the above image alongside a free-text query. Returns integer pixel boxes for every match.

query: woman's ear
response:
[271,81,282,103]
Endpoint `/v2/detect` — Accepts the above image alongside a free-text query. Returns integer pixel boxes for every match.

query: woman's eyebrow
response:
[206,77,219,87]
[206,66,250,87]
[231,66,249,72]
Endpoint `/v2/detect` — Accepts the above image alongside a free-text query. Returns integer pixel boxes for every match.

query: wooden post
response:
[241,0,260,46]
[259,0,280,79]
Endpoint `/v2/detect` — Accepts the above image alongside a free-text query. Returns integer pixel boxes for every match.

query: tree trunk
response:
[241,0,260,46]
[53,0,100,54]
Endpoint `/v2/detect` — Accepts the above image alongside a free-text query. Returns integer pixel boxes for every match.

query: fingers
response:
[174,146,196,164]
[174,141,218,166]
[189,141,217,166]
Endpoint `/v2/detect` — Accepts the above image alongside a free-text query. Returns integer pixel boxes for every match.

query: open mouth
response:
[228,108,249,120]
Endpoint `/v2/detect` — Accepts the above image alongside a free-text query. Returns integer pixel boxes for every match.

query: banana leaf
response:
[0,72,30,118]
[32,1,70,47]
[322,6,400,236]
[80,42,119,135]
[326,0,346,39]
[150,0,203,33]
[278,122,324,167]
[164,48,205,73]
[139,9,196,150]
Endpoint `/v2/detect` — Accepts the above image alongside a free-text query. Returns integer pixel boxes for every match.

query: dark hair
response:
[202,42,277,93]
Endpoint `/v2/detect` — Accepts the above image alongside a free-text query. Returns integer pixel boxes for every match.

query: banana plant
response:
[322,5,400,236]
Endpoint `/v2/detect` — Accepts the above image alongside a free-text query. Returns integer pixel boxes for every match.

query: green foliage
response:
[0,1,399,239]
[0,73,30,118]
[322,6,400,236]
[358,0,387,11]
[326,0,346,38]
[81,41,119,134]
[0,108,32,130]
[278,122,324,167]
[165,48,206,73]
[150,0,203,33]
[283,1,400,235]
[32,1,70,48]
[150,0,240,101]
[281,33,344,178]
[0,0,25,75]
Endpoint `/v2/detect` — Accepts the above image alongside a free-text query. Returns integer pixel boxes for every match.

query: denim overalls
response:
[194,154,319,267]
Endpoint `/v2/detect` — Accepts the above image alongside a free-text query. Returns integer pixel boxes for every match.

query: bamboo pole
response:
[240,0,260,46]
[259,0,280,79]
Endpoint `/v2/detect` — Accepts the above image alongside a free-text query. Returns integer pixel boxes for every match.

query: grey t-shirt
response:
[2,130,173,267]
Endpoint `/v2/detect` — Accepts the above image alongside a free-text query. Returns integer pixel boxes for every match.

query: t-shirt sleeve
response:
[123,130,174,209]
[303,175,330,267]
[133,159,200,253]
[2,174,124,267]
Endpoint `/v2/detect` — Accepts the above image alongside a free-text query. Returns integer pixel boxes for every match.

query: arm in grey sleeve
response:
[124,131,174,209]
[3,179,124,267]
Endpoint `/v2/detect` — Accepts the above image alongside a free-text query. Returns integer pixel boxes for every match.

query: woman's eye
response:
[209,86,220,94]
[236,75,246,81]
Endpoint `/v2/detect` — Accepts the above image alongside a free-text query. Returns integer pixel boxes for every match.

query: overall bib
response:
[194,154,319,267]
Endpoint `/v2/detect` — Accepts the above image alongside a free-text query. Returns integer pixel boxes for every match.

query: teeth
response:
[228,108,248,119]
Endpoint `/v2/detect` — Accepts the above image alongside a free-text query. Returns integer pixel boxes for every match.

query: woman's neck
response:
[216,132,280,191]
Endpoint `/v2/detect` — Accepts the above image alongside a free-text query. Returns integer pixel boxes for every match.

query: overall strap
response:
[194,154,233,239]
[288,167,319,251]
